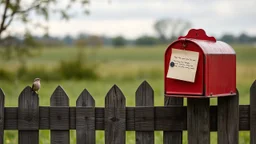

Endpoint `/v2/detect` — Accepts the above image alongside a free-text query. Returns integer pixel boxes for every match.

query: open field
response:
[0,44,256,143]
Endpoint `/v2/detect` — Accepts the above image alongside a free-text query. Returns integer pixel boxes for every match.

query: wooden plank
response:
[105,85,126,144]
[2,105,251,131]
[218,92,239,144]
[135,81,154,144]
[187,98,210,144]
[50,107,69,130]
[163,96,183,144]
[251,80,256,144]
[0,88,4,144]
[76,89,95,144]
[18,86,39,144]
[50,86,69,144]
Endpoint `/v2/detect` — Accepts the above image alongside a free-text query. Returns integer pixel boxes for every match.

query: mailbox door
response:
[165,40,204,96]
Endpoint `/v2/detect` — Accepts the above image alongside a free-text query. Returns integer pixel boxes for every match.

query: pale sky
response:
[10,0,256,39]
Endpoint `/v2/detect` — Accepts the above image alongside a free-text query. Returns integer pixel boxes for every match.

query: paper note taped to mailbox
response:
[167,49,199,82]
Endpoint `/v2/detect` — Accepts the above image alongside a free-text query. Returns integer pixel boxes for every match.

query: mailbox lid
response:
[164,40,204,96]
[194,40,236,96]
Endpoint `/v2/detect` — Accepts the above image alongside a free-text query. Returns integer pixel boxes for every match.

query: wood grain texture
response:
[136,81,154,144]
[251,81,256,144]
[218,92,239,144]
[50,86,70,144]
[105,85,126,144]
[18,86,39,144]
[0,88,4,144]
[163,96,183,144]
[2,105,251,131]
[76,89,95,144]
[187,98,210,144]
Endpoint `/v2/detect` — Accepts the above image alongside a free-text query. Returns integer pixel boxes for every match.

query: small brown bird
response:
[32,78,41,93]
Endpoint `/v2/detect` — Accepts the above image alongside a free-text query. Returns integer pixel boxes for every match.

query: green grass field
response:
[0,44,256,143]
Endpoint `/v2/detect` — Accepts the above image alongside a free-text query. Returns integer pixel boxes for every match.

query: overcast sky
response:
[11,0,256,39]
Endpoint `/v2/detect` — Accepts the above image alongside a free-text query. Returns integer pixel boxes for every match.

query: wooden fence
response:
[0,80,256,144]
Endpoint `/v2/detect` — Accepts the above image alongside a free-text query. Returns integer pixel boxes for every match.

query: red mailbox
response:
[164,29,236,98]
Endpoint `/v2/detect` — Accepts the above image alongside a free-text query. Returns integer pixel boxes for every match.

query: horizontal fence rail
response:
[0,80,255,144]
[1,105,250,131]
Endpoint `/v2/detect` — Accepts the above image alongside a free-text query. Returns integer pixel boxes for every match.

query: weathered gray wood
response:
[50,86,69,144]
[163,96,183,144]
[218,92,239,144]
[76,89,95,144]
[187,98,210,144]
[2,105,251,131]
[135,81,154,144]
[251,80,256,144]
[0,88,4,144]
[18,86,39,144]
[105,85,126,144]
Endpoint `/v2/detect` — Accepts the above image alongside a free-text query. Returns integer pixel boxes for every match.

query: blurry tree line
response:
[2,18,256,49]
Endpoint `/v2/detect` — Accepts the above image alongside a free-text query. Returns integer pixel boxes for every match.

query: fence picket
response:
[50,86,69,144]
[18,86,39,144]
[105,85,126,144]
[163,96,183,144]
[0,80,255,144]
[187,98,210,144]
[0,89,4,144]
[135,81,154,144]
[218,90,239,144]
[76,89,95,144]
[251,80,256,144]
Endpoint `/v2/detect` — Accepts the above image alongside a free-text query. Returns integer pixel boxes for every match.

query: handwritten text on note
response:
[167,49,199,82]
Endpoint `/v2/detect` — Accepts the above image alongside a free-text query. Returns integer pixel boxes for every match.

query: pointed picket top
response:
[18,86,38,106]
[0,88,3,144]
[236,88,239,96]
[250,80,256,103]
[0,88,4,101]
[105,85,125,108]
[18,86,39,130]
[0,88,4,115]
[136,80,154,106]
[76,89,95,106]
[251,81,256,144]
[50,85,69,106]
[250,80,256,92]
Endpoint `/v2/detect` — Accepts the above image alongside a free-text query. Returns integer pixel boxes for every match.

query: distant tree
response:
[75,38,87,48]
[238,33,251,43]
[154,18,191,43]
[112,36,126,47]
[135,35,159,46]
[87,35,103,48]
[63,35,74,45]
[220,34,237,43]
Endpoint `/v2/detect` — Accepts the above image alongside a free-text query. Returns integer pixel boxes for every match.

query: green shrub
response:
[0,69,14,81]
[16,65,60,82]
[58,59,98,80]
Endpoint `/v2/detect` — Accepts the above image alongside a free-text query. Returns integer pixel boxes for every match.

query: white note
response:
[167,49,199,83]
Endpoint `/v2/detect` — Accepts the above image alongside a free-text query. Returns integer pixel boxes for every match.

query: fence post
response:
[0,89,4,144]
[105,85,126,144]
[50,86,70,144]
[187,98,210,144]
[76,89,95,144]
[218,90,239,144]
[163,96,183,144]
[135,81,154,144]
[251,80,256,144]
[18,86,39,144]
